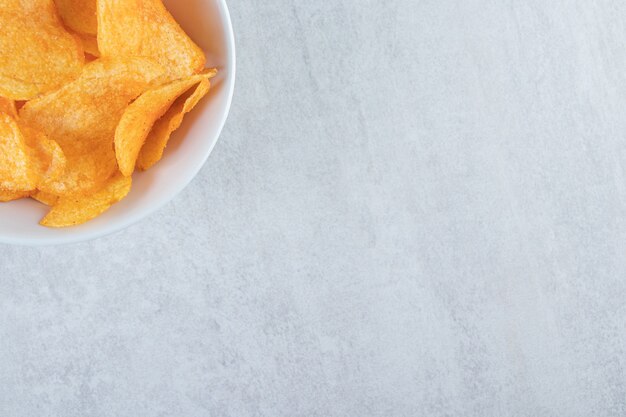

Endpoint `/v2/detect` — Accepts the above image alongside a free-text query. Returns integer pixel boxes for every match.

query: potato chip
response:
[0,98,17,117]
[0,113,39,191]
[20,125,67,188]
[115,71,216,176]
[75,32,100,57]
[137,71,215,171]
[40,172,131,227]
[98,0,206,81]
[0,112,66,194]
[19,58,163,196]
[55,0,97,35]
[0,0,216,227]
[31,190,59,206]
[0,189,30,202]
[0,0,84,100]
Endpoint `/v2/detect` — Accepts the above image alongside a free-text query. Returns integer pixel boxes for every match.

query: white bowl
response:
[0,0,236,246]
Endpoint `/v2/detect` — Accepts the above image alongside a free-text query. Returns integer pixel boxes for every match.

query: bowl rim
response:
[0,0,236,247]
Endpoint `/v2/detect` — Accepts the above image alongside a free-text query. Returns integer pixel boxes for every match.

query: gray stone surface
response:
[2,0,626,415]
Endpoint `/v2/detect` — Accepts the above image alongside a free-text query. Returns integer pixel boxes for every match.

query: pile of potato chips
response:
[0,0,216,227]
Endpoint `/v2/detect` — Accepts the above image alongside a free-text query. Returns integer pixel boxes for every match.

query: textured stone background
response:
[2,1,626,416]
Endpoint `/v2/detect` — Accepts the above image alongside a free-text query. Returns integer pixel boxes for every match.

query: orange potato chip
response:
[40,172,131,227]
[0,113,39,191]
[115,71,216,176]
[20,125,67,188]
[19,58,163,196]
[0,0,216,227]
[0,189,30,202]
[75,32,100,57]
[31,190,59,206]
[98,0,206,81]
[55,0,97,35]
[0,98,17,117]
[137,71,215,171]
[0,0,84,100]
[0,112,66,194]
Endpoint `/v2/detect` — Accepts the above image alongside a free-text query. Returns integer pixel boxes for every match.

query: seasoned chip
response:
[75,32,100,57]
[31,190,59,206]
[0,0,217,227]
[115,71,216,176]
[20,125,67,188]
[40,172,131,227]
[0,98,17,117]
[98,0,206,81]
[19,58,163,196]
[0,113,39,191]
[137,71,215,171]
[55,0,97,35]
[0,0,84,100]
[0,189,30,202]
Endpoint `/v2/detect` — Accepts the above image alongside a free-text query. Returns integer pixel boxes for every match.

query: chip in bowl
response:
[19,58,164,196]
[0,113,40,192]
[0,0,219,228]
[115,70,217,176]
[40,172,132,228]
[0,0,84,100]
[0,111,69,195]
[55,0,97,36]
[0,98,17,117]
[0,189,31,202]
[98,0,206,81]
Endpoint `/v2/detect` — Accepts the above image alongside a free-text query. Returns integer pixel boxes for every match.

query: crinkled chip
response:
[0,98,17,117]
[0,0,84,100]
[19,58,163,196]
[31,190,59,206]
[115,71,216,176]
[40,172,131,227]
[0,189,30,202]
[137,71,215,171]
[98,0,205,81]
[55,0,97,35]
[0,113,39,191]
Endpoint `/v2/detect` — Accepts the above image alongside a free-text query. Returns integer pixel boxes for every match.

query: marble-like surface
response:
[2,1,626,415]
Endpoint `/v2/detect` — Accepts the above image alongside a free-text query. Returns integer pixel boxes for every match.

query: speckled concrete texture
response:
[2,1,626,415]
